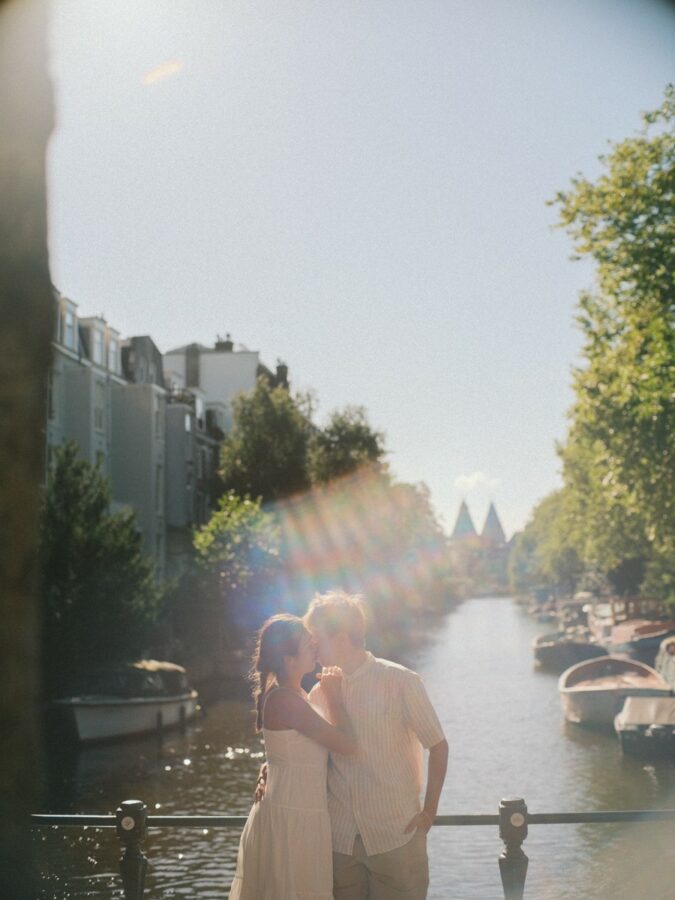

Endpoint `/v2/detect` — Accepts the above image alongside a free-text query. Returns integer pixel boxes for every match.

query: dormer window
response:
[93,330,104,365]
[109,337,118,373]
[64,310,75,350]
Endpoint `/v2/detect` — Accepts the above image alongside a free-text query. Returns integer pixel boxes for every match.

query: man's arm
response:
[424,738,449,824]
[404,738,448,833]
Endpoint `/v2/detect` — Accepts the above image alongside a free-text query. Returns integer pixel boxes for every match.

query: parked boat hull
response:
[605,629,675,667]
[615,697,675,758]
[534,633,607,672]
[54,691,199,742]
[560,687,668,728]
[558,657,671,728]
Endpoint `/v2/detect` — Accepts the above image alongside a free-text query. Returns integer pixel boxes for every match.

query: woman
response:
[229,614,356,899]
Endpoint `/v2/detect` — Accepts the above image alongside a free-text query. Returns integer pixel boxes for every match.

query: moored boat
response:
[533,630,607,672]
[52,660,199,743]
[558,656,671,727]
[614,696,675,758]
[655,636,675,691]
[602,619,675,666]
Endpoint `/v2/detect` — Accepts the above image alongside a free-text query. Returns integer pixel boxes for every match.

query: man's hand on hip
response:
[404,810,434,834]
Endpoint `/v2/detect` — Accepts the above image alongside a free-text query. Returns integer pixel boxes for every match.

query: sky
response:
[47,0,675,538]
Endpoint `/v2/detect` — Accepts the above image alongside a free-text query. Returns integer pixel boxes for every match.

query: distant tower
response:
[481,502,506,545]
[451,500,477,540]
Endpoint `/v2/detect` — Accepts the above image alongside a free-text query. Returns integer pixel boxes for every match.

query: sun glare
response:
[142,59,184,86]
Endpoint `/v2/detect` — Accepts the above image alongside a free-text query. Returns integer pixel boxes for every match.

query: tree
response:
[508,491,584,596]
[41,443,161,695]
[219,378,312,503]
[308,406,385,485]
[552,87,675,603]
[194,491,280,589]
[179,492,282,663]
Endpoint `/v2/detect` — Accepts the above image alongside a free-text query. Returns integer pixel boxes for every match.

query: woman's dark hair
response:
[251,614,306,731]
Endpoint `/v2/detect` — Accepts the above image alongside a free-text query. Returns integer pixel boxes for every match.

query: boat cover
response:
[655,638,675,689]
[616,697,675,728]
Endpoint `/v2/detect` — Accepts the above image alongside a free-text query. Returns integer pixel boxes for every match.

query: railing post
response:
[116,800,148,900]
[498,797,528,900]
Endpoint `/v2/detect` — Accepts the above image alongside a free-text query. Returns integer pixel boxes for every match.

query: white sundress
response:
[229,708,333,900]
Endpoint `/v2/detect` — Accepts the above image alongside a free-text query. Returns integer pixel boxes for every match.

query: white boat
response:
[655,636,675,690]
[52,660,199,742]
[558,656,671,727]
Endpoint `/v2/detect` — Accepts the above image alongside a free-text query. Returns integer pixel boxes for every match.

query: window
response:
[185,413,191,432]
[154,397,163,438]
[95,450,105,469]
[109,338,118,373]
[197,447,207,480]
[93,330,104,365]
[155,464,164,512]
[64,311,75,349]
[94,381,105,431]
[47,372,58,420]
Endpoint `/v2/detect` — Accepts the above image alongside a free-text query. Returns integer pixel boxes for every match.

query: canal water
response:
[36,597,675,899]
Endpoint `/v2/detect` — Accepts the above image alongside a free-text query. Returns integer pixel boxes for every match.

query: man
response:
[306,590,448,900]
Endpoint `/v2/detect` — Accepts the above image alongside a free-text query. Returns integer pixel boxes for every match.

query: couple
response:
[229,591,448,899]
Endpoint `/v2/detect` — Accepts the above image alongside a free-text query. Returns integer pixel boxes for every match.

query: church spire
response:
[451,500,477,540]
[481,502,506,544]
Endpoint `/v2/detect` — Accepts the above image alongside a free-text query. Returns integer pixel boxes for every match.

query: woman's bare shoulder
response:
[262,687,307,728]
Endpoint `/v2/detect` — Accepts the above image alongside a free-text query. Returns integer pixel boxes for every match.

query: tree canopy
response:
[219,379,312,503]
[308,406,385,485]
[508,491,584,596]
[41,443,161,695]
[546,87,674,603]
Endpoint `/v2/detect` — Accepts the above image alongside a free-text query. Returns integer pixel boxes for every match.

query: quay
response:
[32,798,675,899]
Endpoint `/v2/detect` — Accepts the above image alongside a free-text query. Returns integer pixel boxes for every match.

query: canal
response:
[36,597,675,898]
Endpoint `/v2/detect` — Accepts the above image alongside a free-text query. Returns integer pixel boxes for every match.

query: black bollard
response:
[498,797,528,900]
[116,800,148,900]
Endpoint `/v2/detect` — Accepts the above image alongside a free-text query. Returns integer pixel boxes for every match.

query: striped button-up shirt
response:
[311,652,445,857]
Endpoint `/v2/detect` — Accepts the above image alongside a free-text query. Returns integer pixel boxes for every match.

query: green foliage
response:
[508,491,584,596]
[219,378,312,503]
[41,443,161,696]
[194,491,280,590]
[551,86,675,605]
[308,406,385,485]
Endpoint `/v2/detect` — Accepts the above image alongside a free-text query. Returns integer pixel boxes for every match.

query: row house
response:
[47,295,284,582]
[47,295,125,480]
[48,294,169,577]
[163,333,288,434]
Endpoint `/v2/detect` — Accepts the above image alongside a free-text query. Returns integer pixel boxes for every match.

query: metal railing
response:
[31,799,675,900]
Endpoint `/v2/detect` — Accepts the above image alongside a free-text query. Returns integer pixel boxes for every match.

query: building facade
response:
[47,305,284,582]
[47,296,127,479]
[163,334,288,434]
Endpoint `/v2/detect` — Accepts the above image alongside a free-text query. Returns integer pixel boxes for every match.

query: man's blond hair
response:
[304,591,367,647]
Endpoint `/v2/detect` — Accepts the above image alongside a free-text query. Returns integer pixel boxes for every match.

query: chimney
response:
[186,343,200,388]
[215,332,234,352]
[275,361,289,389]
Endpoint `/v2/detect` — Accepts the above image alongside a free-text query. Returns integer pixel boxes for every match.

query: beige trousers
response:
[333,830,429,900]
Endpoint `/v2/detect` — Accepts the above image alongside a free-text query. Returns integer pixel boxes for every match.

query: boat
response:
[586,596,665,645]
[655,636,675,690]
[602,619,675,666]
[52,660,199,742]
[614,697,675,758]
[533,630,607,672]
[558,656,671,727]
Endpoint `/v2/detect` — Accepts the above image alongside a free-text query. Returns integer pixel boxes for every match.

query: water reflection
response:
[36,599,674,899]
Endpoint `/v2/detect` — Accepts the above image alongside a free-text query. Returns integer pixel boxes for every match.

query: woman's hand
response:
[253,762,268,803]
[318,666,344,704]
